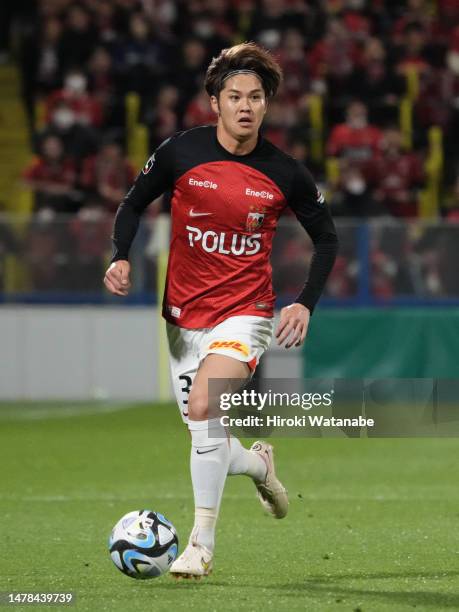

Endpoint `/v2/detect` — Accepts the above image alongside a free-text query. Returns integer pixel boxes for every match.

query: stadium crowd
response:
[2,0,459,298]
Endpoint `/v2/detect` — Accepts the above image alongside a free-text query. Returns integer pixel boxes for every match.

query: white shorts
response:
[167,315,274,423]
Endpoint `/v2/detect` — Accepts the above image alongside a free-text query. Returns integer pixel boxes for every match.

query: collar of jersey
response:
[213,126,263,160]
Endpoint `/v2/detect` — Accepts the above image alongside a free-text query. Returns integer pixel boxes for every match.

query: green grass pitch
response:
[0,402,458,612]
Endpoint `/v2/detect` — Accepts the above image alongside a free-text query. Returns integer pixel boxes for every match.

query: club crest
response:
[246,205,266,232]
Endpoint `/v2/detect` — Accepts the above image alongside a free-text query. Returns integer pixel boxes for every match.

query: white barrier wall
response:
[0,307,302,401]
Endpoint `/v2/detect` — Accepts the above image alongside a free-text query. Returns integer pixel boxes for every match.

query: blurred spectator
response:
[174,38,208,116]
[69,204,111,291]
[249,0,303,49]
[80,140,136,212]
[272,226,313,296]
[0,202,20,292]
[324,255,355,298]
[184,89,216,129]
[262,98,294,149]
[445,174,459,221]
[330,160,378,217]
[24,210,72,291]
[35,99,98,163]
[366,126,424,217]
[145,84,180,146]
[308,18,359,113]
[18,14,64,125]
[392,0,433,45]
[45,68,103,127]
[327,100,383,162]
[372,224,417,296]
[415,25,459,145]
[87,47,115,113]
[286,138,323,180]
[277,28,309,104]
[341,0,374,42]
[395,23,431,77]
[60,4,98,74]
[113,12,169,95]
[23,134,79,214]
[92,0,119,45]
[33,17,64,94]
[180,0,234,57]
[348,37,403,125]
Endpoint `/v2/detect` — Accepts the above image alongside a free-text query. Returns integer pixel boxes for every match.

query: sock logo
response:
[196,447,219,455]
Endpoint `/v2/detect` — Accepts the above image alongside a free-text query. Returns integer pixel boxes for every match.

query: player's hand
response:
[104,260,131,296]
[275,303,310,349]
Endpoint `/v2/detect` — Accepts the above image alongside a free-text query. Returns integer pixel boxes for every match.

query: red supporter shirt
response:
[81,155,136,211]
[45,90,103,127]
[23,157,76,186]
[327,123,383,161]
[365,152,424,217]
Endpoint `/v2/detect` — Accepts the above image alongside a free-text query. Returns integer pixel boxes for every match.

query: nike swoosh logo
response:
[189,209,213,217]
[196,447,219,454]
[201,558,211,570]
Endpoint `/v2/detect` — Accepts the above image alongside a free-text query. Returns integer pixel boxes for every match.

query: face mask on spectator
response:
[194,19,214,38]
[348,116,367,129]
[65,74,87,94]
[447,50,459,75]
[347,0,366,9]
[53,108,76,129]
[346,176,366,195]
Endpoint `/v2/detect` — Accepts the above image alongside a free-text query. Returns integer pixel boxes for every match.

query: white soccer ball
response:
[108,510,178,579]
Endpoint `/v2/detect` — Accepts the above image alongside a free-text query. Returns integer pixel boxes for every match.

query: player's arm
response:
[104,137,176,296]
[276,162,339,348]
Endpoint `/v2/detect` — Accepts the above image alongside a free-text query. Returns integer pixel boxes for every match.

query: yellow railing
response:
[325,156,340,199]
[308,94,324,164]
[125,92,149,170]
[399,97,413,150]
[419,126,443,218]
[34,98,47,131]
[399,66,420,150]
[405,65,420,101]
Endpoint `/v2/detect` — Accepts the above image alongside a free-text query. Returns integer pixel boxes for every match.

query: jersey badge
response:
[246,205,266,232]
[142,153,156,175]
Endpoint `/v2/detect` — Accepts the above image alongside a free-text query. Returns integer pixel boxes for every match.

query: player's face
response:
[211,74,267,142]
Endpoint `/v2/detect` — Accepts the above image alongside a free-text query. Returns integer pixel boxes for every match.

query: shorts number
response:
[178,375,192,405]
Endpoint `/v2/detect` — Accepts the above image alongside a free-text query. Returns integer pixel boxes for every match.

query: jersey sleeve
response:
[287,161,339,313]
[111,135,177,262]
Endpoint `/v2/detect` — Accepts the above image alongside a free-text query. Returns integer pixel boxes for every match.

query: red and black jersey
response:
[112,126,338,329]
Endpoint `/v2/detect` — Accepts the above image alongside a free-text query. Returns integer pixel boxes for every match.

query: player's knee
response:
[187,389,209,421]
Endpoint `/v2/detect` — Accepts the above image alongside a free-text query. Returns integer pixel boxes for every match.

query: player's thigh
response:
[188,353,250,421]
[167,322,200,423]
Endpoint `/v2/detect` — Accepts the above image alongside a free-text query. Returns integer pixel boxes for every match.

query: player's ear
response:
[210,95,220,116]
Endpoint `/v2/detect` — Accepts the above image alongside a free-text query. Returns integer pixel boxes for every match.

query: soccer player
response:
[104,42,338,578]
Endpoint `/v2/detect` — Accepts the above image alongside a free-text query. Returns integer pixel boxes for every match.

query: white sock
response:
[228,436,267,482]
[189,507,218,552]
[188,418,230,552]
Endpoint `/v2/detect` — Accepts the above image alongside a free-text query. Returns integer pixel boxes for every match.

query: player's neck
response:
[216,124,258,156]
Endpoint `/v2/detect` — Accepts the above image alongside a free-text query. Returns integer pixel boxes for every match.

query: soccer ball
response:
[109,510,178,579]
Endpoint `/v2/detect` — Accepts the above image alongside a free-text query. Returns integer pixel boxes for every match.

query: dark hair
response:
[204,42,282,99]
